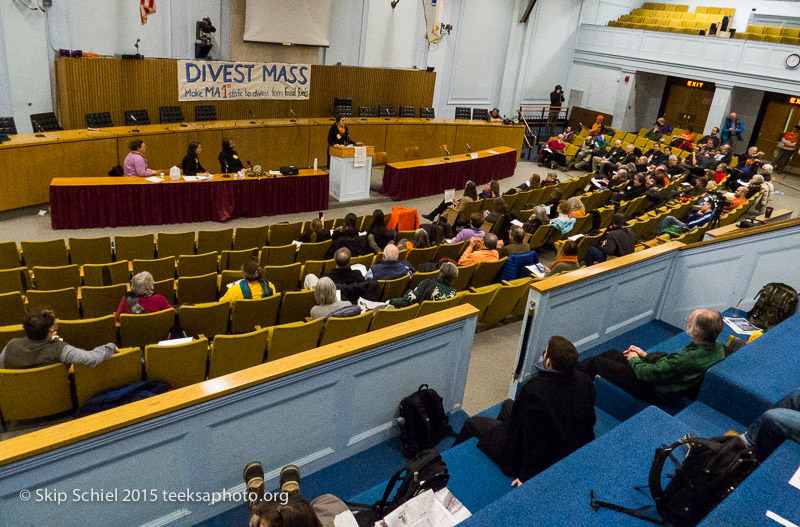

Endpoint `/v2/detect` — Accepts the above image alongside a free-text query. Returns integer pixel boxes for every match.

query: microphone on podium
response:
[32,119,46,138]
[466,143,473,156]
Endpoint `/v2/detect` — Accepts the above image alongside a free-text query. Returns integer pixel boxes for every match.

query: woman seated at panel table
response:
[182,142,211,176]
[123,139,157,178]
[115,271,175,321]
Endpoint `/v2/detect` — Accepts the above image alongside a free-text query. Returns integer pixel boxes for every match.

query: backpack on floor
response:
[747,282,798,331]
[590,434,759,526]
[397,384,454,458]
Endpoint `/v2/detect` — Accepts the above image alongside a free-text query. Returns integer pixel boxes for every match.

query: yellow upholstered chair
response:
[115,234,155,261]
[469,258,508,288]
[260,244,298,267]
[782,36,800,46]
[120,308,176,350]
[301,260,330,280]
[405,246,438,269]
[479,277,532,326]
[764,35,782,43]
[153,278,176,305]
[416,296,461,317]
[451,262,478,291]
[319,311,373,346]
[0,325,24,351]
[145,337,209,389]
[157,231,195,258]
[219,249,259,271]
[83,260,130,286]
[177,251,219,277]
[379,275,410,302]
[219,270,242,292]
[73,347,143,406]
[0,241,21,269]
[176,273,218,305]
[265,319,323,362]
[350,254,375,269]
[56,315,118,351]
[234,225,269,251]
[434,242,468,262]
[781,27,800,38]
[277,289,317,324]
[230,295,281,333]
[369,305,418,331]
[21,239,69,269]
[747,25,765,34]
[27,287,80,320]
[268,222,303,247]
[0,267,31,295]
[764,26,782,37]
[208,327,270,378]
[179,302,230,340]
[457,284,501,319]
[264,263,302,293]
[409,270,439,289]
[0,291,25,326]
[80,283,127,319]
[68,236,113,266]
[296,240,332,264]
[33,264,81,290]
[133,256,175,282]
[0,363,72,427]
[197,228,233,254]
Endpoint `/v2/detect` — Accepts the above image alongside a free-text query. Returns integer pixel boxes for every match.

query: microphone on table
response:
[247,109,256,124]
[466,143,473,156]
[129,113,140,133]
[289,108,297,122]
[32,119,46,138]
[222,159,231,177]
[443,145,451,160]
[382,107,390,121]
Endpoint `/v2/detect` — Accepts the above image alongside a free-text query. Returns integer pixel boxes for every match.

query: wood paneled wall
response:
[54,58,436,130]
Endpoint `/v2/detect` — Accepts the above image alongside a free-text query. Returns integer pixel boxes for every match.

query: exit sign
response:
[687,81,704,88]
[790,97,800,105]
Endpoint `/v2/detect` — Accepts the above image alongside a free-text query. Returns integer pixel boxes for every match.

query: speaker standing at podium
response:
[327,115,363,166]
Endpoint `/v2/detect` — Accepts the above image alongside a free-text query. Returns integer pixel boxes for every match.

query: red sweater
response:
[114,294,174,321]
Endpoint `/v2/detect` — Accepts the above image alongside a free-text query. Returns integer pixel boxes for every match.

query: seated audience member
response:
[523,205,550,234]
[681,176,709,198]
[590,115,604,133]
[751,170,774,212]
[715,143,733,166]
[181,142,210,176]
[451,213,486,244]
[724,186,748,211]
[244,462,354,527]
[643,174,668,212]
[566,136,598,172]
[672,127,695,151]
[365,244,414,280]
[562,126,576,144]
[115,271,174,321]
[541,172,559,187]
[644,123,662,142]
[486,198,523,243]
[656,117,673,135]
[700,127,721,150]
[459,234,500,265]
[543,187,563,219]
[586,213,635,266]
[576,308,724,404]
[666,153,688,177]
[592,139,625,175]
[422,180,479,222]
[220,260,276,303]
[400,228,430,251]
[713,163,729,184]
[550,201,576,234]
[541,240,580,276]
[657,199,715,234]
[325,248,365,288]
[479,180,501,199]
[500,225,531,258]
[218,137,244,173]
[0,307,116,369]
[300,217,332,243]
[310,277,353,320]
[644,142,667,167]
[539,134,567,170]
[732,388,800,463]
[509,174,541,194]
[566,196,585,218]
[773,124,800,173]
[326,213,368,258]
[487,107,502,122]
[366,209,396,252]
[123,139,157,178]
[455,335,596,485]
[388,261,458,307]
[634,156,650,173]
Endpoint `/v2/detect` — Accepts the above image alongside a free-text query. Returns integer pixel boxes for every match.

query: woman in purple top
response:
[123,139,157,178]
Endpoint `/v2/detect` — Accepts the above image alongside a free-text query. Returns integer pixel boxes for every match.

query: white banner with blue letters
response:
[178,60,311,101]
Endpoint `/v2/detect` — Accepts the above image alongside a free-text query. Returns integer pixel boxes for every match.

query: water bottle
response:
[169,166,181,181]
[313,157,318,171]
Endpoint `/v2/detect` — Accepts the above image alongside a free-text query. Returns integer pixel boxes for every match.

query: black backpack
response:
[397,384,454,458]
[349,448,450,526]
[747,282,798,330]
[591,434,759,526]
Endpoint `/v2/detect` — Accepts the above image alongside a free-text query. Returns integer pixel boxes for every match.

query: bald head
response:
[687,308,723,344]
[483,233,498,251]
[384,244,399,261]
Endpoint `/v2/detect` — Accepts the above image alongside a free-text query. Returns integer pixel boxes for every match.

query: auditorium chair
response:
[219,270,242,291]
[497,251,538,282]
[296,240,332,264]
[55,315,117,351]
[405,246,438,270]
[145,338,209,389]
[80,284,127,319]
[197,228,233,254]
[451,262,478,291]
[83,261,130,286]
[472,108,489,121]
[419,107,435,119]
[234,226,269,251]
[194,105,217,121]
[265,319,324,362]
[120,308,175,350]
[124,109,150,126]
[0,325,24,353]
[260,245,297,267]
[230,296,281,334]
[0,291,25,326]
[416,296,461,317]
[358,106,377,118]
[32,265,81,291]
[369,304,418,331]
[157,231,195,259]
[319,311,373,346]
[26,288,79,320]
[0,241,21,270]
[220,249,259,271]
[300,260,328,281]
[478,278,532,326]
[434,242,468,262]
[207,327,270,378]
[21,239,69,269]
[0,363,72,430]
[73,347,142,407]
[176,273,218,304]
[177,252,219,277]
[277,289,316,324]
[132,257,175,282]
[0,116,17,135]
[29,112,62,132]
[334,104,353,117]
[69,236,113,266]
[377,275,409,302]
[263,263,301,293]
[399,106,416,118]
[85,112,113,128]
[457,285,500,319]
[454,107,472,120]
[153,278,176,305]
[178,302,230,340]
[527,225,561,251]
[378,105,396,117]
[159,106,185,124]
[268,222,302,247]
[115,234,155,261]
[349,254,375,269]
[0,268,30,295]
[409,269,438,289]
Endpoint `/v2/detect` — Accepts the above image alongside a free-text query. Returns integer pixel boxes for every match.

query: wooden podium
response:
[328,145,374,202]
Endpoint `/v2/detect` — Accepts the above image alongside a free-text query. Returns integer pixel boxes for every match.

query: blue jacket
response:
[721,118,743,142]
[365,260,415,281]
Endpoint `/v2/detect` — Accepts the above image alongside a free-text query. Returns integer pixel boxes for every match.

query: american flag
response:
[140,0,156,25]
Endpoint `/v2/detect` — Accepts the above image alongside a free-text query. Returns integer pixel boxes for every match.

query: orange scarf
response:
[552,255,578,266]
[337,125,346,134]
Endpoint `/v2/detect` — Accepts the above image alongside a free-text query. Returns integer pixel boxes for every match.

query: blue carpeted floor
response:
[580,319,683,359]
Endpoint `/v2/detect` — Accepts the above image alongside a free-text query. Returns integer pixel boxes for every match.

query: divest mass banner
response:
[178,60,311,101]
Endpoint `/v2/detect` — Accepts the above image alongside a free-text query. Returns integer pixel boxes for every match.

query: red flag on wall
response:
[140,0,156,25]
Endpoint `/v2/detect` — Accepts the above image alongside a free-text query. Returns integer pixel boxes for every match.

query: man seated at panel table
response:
[218,137,244,174]
[0,307,115,369]
[576,308,725,405]
[123,139,157,178]
[454,335,596,486]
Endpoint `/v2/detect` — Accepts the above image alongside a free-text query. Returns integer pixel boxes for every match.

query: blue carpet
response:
[674,401,742,437]
[580,319,683,359]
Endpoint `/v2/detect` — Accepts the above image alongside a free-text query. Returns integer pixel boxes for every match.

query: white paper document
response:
[723,317,762,335]
[487,149,499,154]
[269,170,281,175]
[789,463,800,490]
[183,175,211,181]
[354,145,367,167]
[526,263,546,278]
[510,219,524,227]
[358,298,390,312]
[145,176,164,183]
[375,488,471,527]
[444,188,456,203]
[591,177,605,188]
[292,240,302,247]
[157,337,193,346]
[568,233,585,241]
[766,510,799,527]
[470,152,479,159]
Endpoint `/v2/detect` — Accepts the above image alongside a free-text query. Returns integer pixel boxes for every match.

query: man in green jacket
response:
[576,308,725,403]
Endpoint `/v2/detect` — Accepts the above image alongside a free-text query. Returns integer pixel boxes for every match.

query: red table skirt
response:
[380,150,518,201]
[50,175,329,229]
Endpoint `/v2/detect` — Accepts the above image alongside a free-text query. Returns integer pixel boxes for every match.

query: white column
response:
[704,84,732,135]
[0,2,14,119]
[612,69,637,132]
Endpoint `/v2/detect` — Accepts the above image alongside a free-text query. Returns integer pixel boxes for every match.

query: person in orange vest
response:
[773,124,800,173]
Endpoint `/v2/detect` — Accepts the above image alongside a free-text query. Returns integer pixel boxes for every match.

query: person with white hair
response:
[310,277,352,320]
[365,244,414,280]
[115,271,175,321]
[750,164,774,212]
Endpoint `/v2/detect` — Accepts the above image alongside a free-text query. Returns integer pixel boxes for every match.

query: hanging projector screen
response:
[244,0,332,46]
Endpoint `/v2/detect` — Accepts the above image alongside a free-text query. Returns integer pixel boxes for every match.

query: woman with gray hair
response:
[388,261,458,307]
[114,271,174,321]
[310,277,353,319]
[524,205,550,234]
